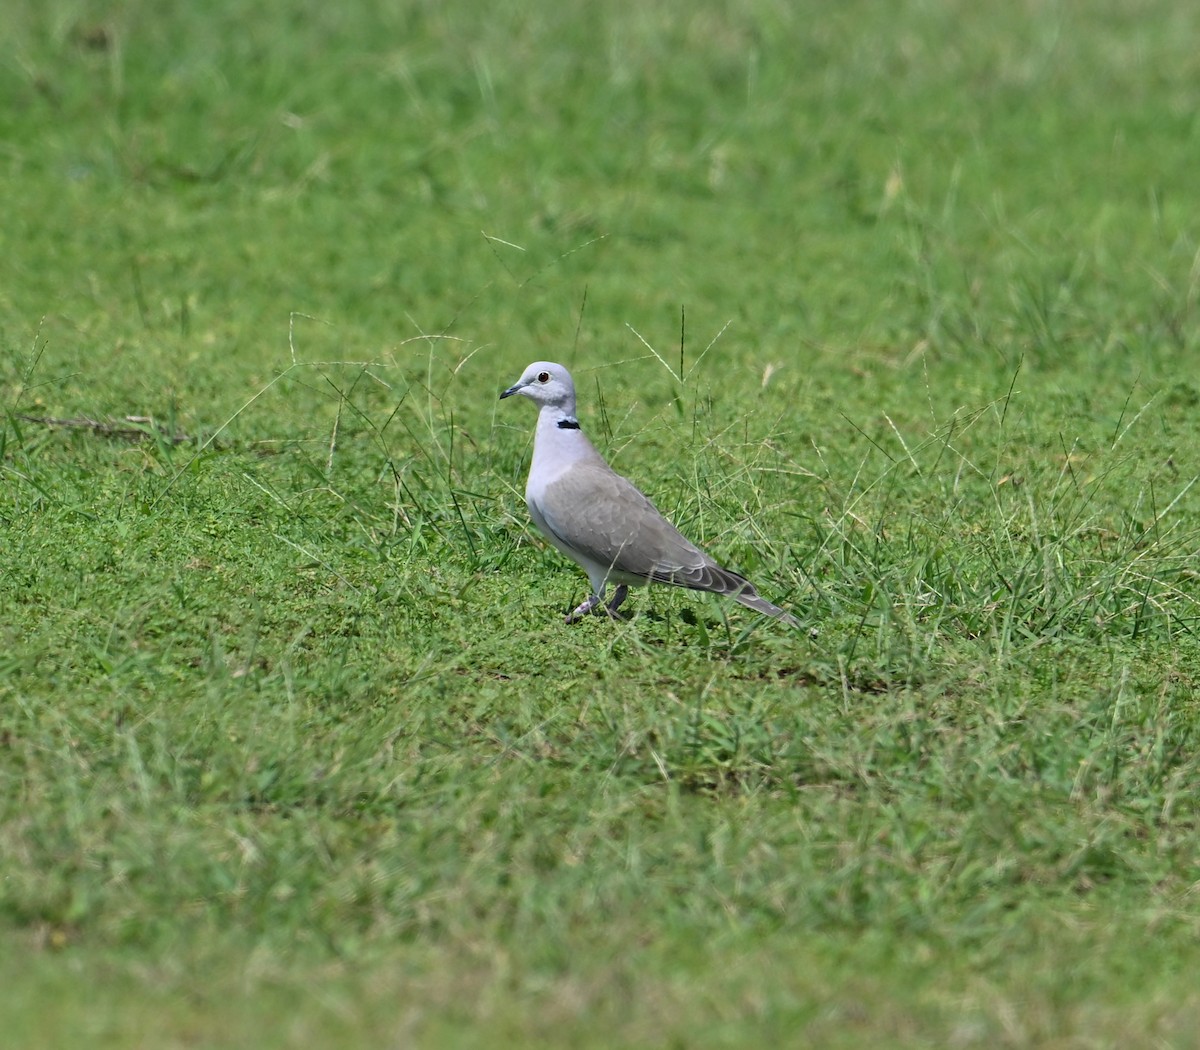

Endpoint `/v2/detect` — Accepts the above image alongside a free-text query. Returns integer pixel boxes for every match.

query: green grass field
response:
[3,0,1200,1045]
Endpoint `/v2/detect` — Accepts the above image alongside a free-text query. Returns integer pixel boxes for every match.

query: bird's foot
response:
[566,587,630,624]
[565,594,602,624]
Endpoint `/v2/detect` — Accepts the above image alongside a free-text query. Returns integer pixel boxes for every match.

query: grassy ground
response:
[3,0,1200,1045]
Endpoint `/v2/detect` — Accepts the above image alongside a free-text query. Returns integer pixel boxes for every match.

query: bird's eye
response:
[537,371,551,383]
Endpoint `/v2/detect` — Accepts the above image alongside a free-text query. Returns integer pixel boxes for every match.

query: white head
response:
[499,361,577,416]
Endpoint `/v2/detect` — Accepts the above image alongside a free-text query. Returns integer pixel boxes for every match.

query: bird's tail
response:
[734,589,800,627]
[688,563,801,628]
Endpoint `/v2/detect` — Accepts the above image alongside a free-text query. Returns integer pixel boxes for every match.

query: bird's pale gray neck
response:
[537,399,578,429]
[533,403,592,465]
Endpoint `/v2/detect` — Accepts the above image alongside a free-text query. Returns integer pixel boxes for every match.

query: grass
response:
[3,0,1200,1045]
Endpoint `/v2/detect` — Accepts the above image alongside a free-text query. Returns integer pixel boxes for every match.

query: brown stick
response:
[15,414,198,445]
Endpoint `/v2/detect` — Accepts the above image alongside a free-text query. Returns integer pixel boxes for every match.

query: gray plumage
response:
[500,361,799,626]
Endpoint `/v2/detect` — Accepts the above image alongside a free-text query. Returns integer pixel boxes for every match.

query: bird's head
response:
[500,361,577,414]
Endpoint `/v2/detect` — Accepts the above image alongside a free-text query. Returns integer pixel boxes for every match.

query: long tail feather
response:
[663,560,800,628]
[734,589,800,627]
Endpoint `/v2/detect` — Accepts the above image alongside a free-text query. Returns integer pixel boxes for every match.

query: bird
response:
[500,361,799,626]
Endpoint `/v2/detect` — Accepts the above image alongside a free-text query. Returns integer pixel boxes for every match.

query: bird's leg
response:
[566,584,629,624]
[565,592,604,624]
[604,584,629,618]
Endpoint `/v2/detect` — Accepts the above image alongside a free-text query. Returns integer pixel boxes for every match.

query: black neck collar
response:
[557,418,580,430]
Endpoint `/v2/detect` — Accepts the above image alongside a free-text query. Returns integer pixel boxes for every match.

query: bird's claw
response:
[565,591,629,624]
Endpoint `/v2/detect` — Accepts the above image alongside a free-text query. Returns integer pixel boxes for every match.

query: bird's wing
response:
[534,462,746,591]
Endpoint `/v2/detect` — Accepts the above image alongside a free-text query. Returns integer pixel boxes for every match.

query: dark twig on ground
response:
[16,414,200,445]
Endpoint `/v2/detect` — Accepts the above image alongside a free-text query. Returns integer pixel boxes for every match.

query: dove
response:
[500,361,798,626]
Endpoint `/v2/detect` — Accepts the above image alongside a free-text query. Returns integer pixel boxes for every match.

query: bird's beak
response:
[499,382,522,400]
